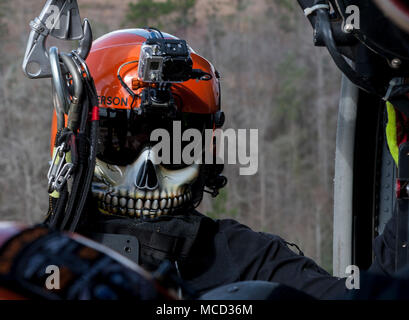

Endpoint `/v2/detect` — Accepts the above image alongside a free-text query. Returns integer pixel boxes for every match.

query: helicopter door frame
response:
[333,75,386,276]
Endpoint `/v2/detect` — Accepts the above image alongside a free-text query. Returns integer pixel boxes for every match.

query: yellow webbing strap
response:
[386,101,399,166]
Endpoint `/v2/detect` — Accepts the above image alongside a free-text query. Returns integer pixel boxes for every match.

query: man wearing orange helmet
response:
[72,27,369,298]
[4,0,409,300]
[31,27,351,299]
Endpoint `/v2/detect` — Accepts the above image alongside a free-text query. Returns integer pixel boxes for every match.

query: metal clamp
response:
[54,163,74,191]
[384,78,404,101]
[72,50,91,80]
[48,143,73,192]
[50,47,69,131]
[30,17,50,36]
[304,4,330,17]
[22,0,93,79]
[60,53,84,131]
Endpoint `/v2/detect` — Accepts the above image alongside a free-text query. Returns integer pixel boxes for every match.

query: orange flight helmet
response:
[50,29,221,151]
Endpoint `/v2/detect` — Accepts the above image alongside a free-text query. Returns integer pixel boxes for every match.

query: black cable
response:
[68,78,100,232]
[48,127,76,229]
[60,94,89,230]
[117,60,139,98]
[69,121,98,232]
[49,185,68,229]
[315,5,381,96]
[60,155,84,230]
[297,0,317,27]
[146,27,165,39]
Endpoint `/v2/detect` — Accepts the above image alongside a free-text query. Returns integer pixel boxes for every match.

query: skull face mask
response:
[91,108,208,219]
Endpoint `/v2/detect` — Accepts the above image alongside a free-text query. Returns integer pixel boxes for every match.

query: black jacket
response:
[86,210,397,299]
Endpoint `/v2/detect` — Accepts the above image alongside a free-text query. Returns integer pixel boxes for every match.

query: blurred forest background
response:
[0,0,341,272]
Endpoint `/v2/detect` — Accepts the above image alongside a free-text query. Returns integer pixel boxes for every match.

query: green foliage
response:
[206,189,238,220]
[124,0,196,32]
[236,0,250,12]
[264,0,297,33]
[126,0,175,27]
[275,0,296,11]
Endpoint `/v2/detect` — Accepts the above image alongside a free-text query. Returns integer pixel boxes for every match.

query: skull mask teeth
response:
[91,148,199,219]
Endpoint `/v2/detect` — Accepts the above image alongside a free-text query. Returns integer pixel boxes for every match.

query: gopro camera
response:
[137,38,193,83]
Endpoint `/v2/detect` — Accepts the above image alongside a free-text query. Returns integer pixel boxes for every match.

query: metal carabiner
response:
[49,47,69,130]
[54,162,74,191]
[22,0,92,79]
[76,19,93,61]
[71,50,91,80]
[60,53,84,131]
[47,142,75,192]
[48,143,67,192]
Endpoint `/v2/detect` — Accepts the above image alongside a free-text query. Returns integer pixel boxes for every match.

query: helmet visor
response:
[96,108,210,167]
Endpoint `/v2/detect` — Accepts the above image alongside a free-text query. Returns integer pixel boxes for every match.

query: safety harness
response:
[46,52,100,232]
[21,1,99,233]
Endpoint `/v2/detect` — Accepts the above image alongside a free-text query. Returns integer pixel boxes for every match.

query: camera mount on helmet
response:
[138,38,193,83]
[117,27,213,118]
